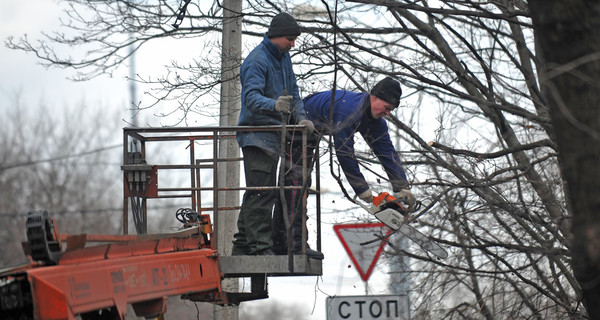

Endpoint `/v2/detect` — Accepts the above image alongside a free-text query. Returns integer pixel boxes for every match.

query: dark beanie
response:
[267,12,302,38]
[370,77,402,108]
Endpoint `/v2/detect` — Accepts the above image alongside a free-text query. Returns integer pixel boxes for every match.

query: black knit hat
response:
[267,12,302,38]
[370,77,402,108]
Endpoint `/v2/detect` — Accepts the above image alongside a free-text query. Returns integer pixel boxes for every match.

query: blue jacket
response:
[303,90,408,194]
[236,35,307,156]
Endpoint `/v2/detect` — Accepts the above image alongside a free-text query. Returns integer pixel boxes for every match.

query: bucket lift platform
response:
[121,126,322,263]
[121,126,323,301]
[127,126,324,300]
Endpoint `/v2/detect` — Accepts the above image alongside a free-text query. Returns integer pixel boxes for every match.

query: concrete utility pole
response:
[129,36,137,129]
[128,35,138,153]
[214,0,242,319]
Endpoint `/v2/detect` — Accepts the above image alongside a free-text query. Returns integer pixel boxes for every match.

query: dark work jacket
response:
[236,34,307,157]
[303,90,408,194]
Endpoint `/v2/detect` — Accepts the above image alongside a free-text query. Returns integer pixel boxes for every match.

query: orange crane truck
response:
[0,126,323,320]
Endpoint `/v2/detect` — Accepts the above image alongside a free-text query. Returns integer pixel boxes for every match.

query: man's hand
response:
[298,119,315,134]
[394,188,416,211]
[275,95,293,113]
[358,189,373,203]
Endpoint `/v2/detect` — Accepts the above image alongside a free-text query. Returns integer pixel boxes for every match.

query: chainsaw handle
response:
[352,194,371,211]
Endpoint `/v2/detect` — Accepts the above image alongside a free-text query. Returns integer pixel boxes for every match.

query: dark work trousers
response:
[232,146,279,255]
[272,134,317,254]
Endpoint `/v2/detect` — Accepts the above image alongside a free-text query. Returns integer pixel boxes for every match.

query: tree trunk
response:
[529,1,600,318]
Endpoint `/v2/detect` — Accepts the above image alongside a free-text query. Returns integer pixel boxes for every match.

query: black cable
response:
[175,208,200,224]
[0,144,120,170]
[172,0,192,29]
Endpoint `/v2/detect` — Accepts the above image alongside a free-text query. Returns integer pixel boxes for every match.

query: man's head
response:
[267,12,301,53]
[370,77,402,119]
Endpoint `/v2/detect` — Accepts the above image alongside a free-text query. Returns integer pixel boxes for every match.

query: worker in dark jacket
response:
[232,12,315,257]
[272,77,415,257]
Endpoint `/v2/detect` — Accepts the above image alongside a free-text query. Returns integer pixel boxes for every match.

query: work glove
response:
[275,95,293,113]
[298,119,315,135]
[394,188,416,212]
[358,189,373,203]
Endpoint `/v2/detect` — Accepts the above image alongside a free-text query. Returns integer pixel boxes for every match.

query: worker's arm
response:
[362,119,409,191]
[240,55,278,114]
[333,125,371,195]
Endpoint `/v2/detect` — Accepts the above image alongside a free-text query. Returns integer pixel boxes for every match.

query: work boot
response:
[272,245,287,255]
[253,248,275,256]
[231,245,250,256]
[294,245,324,260]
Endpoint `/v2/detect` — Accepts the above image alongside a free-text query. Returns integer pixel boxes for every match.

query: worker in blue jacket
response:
[272,77,415,257]
[232,12,315,257]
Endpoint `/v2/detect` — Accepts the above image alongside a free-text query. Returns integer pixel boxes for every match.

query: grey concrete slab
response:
[219,255,322,277]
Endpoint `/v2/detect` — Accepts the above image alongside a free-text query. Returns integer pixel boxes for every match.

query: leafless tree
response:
[5,0,595,318]
[0,96,122,265]
[301,1,578,318]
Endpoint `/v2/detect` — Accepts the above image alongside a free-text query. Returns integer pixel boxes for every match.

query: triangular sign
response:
[333,222,392,282]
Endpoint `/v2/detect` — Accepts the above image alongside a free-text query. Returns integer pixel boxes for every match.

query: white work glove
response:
[394,188,416,211]
[275,95,293,113]
[298,119,315,134]
[358,189,373,203]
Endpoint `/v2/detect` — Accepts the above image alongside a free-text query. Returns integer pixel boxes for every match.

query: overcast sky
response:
[1,0,131,116]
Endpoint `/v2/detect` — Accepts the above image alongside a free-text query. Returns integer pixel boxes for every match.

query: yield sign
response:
[333,222,392,282]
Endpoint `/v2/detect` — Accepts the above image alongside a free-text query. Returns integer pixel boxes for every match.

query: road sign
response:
[333,223,392,282]
[326,295,410,320]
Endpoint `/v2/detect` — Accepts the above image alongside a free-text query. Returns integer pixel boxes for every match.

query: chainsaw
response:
[356,191,448,260]
[369,192,410,231]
